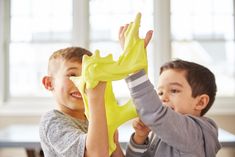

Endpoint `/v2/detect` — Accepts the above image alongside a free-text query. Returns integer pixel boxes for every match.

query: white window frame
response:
[164,0,235,114]
[0,0,9,105]
[0,0,89,115]
[0,0,234,115]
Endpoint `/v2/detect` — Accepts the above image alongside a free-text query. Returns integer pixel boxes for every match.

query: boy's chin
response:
[73,102,85,110]
[67,105,85,112]
[70,98,84,105]
[65,100,84,110]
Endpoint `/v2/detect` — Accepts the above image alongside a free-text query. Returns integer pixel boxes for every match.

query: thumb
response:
[144,30,153,48]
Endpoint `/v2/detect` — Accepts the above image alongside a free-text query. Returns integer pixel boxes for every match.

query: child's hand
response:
[119,24,153,50]
[132,118,150,145]
[113,129,119,144]
[119,24,129,50]
[111,130,125,157]
[86,82,106,100]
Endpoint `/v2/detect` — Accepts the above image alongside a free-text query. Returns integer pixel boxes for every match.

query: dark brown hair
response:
[160,59,217,116]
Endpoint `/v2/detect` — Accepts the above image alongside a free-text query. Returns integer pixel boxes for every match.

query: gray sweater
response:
[125,70,221,157]
[39,110,88,157]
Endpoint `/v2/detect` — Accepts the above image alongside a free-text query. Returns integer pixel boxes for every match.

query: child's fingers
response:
[144,30,153,48]
[123,24,129,33]
[133,118,146,129]
[118,26,124,38]
[134,118,151,133]
[138,121,147,128]
[124,22,134,37]
[119,24,129,40]
[113,130,119,143]
[133,118,140,129]
[119,24,129,49]
[133,123,142,130]
[136,118,147,127]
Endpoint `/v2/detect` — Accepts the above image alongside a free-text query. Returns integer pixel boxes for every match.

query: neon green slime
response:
[70,13,147,155]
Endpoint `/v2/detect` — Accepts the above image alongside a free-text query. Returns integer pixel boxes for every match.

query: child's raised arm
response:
[85,82,109,157]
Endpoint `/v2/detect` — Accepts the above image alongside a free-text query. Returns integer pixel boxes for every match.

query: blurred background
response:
[0,0,235,156]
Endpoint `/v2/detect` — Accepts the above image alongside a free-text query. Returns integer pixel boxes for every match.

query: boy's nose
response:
[160,94,169,103]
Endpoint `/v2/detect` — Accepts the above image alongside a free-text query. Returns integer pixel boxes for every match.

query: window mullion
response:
[234,0,235,41]
[153,0,171,83]
[72,0,89,48]
[0,0,4,104]
[0,0,10,104]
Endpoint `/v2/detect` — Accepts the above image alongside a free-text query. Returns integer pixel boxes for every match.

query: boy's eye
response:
[67,73,78,77]
[157,91,163,96]
[170,89,180,93]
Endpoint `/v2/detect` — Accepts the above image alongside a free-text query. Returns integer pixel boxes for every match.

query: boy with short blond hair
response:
[40,47,123,157]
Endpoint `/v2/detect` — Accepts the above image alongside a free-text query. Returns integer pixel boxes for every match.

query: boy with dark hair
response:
[159,59,217,116]
[124,59,221,157]
[119,23,221,156]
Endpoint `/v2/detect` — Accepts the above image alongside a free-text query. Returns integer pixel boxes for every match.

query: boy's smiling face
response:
[50,58,85,117]
[156,69,202,116]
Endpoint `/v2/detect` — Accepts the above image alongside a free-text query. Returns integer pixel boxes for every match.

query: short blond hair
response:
[48,47,92,75]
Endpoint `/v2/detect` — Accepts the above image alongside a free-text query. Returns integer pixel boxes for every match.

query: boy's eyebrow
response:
[66,67,79,71]
[157,82,183,90]
[169,82,183,87]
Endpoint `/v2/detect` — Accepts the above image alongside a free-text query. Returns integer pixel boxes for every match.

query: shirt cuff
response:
[128,133,149,153]
[125,70,148,89]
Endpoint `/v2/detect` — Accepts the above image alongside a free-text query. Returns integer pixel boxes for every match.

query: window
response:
[0,0,154,106]
[89,0,154,98]
[171,0,235,97]
[9,0,73,98]
[0,0,234,113]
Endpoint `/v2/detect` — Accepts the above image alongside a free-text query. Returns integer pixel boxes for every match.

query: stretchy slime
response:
[70,13,147,155]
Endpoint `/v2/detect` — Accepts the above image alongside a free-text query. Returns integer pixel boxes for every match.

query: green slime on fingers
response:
[70,13,148,155]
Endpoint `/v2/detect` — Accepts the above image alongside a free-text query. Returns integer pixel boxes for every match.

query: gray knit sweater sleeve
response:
[39,110,88,157]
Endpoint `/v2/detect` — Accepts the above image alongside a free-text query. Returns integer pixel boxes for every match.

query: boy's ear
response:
[42,76,54,91]
[195,94,209,111]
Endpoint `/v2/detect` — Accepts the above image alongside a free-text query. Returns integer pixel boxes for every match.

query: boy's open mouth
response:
[71,91,82,99]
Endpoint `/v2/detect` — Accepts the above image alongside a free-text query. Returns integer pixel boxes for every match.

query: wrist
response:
[133,133,149,145]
